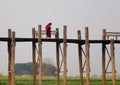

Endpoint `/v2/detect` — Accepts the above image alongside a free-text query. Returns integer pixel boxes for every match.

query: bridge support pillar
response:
[56,28,60,85]
[8,29,12,85]
[32,28,36,85]
[8,30,15,85]
[38,25,42,85]
[102,29,116,85]
[85,27,90,85]
[110,39,116,85]
[63,26,67,85]
[78,30,83,85]
[102,29,106,85]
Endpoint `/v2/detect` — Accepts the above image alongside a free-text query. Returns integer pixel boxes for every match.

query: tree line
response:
[15,62,56,76]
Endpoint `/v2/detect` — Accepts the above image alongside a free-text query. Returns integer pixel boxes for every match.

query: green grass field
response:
[0,76,120,85]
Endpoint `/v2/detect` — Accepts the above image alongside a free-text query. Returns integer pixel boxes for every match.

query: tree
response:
[15,62,56,76]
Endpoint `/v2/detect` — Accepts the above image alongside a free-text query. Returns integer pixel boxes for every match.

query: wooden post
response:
[110,39,116,85]
[102,29,106,85]
[38,25,42,85]
[63,26,67,85]
[78,30,83,85]
[85,27,90,85]
[11,31,15,85]
[32,28,36,85]
[8,29,11,85]
[56,28,60,85]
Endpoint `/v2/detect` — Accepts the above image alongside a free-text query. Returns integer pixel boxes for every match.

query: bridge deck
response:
[0,37,120,44]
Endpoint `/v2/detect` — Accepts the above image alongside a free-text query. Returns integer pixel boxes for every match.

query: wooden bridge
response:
[0,25,120,85]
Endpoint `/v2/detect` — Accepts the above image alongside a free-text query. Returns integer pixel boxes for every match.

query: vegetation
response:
[1,61,119,85]
[0,76,120,85]
[15,62,56,76]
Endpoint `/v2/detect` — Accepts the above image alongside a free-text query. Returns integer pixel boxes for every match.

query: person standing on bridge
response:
[45,22,52,38]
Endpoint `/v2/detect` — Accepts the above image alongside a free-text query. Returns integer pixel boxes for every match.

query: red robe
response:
[45,23,51,37]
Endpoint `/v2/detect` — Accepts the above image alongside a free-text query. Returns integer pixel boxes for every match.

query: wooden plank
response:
[1,37,120,44]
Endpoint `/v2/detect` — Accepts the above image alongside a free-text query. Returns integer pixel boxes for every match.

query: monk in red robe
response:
[45,23,52,38]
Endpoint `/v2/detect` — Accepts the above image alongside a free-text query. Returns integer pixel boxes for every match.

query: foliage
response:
[15,62,56,76]
[42,63,56,76]
[0,77,120,85]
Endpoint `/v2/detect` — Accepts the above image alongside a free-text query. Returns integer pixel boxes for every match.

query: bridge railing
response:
[35,30,58,38]
[106,32,120,40]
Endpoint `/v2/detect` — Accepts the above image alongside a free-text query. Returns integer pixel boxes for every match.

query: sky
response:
[0,0,120,76]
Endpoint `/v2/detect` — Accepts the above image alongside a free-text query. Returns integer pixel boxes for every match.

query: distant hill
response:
[15,62,56,76]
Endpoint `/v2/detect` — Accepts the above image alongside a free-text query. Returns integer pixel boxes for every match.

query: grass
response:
[0,76,120,85]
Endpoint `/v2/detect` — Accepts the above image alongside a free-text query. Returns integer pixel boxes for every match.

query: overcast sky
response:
[0,0,120,76]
